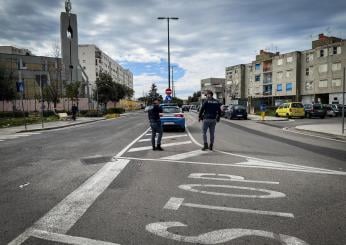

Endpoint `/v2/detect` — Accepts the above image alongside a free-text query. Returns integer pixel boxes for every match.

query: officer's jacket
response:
[148,105,163,122]
[199,98,221,120]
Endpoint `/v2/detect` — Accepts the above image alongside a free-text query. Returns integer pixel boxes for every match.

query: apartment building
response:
[225,33,345,108]
[301,34,346,105]
[200,78,225,103]
[0,46,65,99]
[78,45,133,91]
[225,64,245,105]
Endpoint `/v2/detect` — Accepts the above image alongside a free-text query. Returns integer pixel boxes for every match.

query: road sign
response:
[165,95,172,102]
[16,80,24,93]
[165,88,172,95]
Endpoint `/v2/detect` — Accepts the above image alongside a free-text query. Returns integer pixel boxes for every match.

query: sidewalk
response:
[247,114,288,121]
[295,123,346,137]
[0,117,106,134]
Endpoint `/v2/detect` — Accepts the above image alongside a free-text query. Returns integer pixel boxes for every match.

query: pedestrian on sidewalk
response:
[71,104,78,121]
[198,90,221,151]
[148,98,164,151]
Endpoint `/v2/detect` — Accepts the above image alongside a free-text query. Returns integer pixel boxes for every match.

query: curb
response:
[16,118,106,133]
[292,127,346,141]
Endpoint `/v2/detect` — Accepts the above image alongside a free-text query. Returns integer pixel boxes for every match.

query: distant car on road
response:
[224,105,247,120]
[275,102,305,118]
[304,104,326,118]
[160,105,185,132]
[220,105,229,117]
[182,105,191,112]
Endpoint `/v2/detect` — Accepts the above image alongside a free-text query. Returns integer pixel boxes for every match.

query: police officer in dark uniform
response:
[148,98,164,151]
[198,90,221,151]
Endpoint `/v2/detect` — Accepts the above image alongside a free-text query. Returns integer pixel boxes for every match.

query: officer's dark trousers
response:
[150,121,163,146]
[202,119,216,145]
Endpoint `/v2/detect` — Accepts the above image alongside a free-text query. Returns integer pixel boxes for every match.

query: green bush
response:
[107,108,125,114]
[42,111,56,117]
[84,110,104,117]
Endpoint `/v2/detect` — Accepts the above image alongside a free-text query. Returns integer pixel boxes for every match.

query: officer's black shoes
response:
[156,145,164,151]
[209,144,213,151]
[202,143,209,151]
[152,146,156,151]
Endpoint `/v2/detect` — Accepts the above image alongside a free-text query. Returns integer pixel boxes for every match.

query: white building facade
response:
[78,44,133,91]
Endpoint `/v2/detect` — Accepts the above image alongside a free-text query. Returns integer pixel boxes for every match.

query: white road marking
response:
[115,128,150,157]
[128,141,192,152]
[146,222,308,244]
[161,150,209,160]
[115,156,346,176]
[30,229,120,245]
[19,182,30,189]
[163,197,293,218]
[138,134,188,142]
[179,184,286,198]
[145,133,151,136]
[188,173,279,185]
[0,135,20,139]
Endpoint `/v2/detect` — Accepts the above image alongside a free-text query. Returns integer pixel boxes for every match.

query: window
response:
[332,63,341,71]
[319,64,328,73]
[286,70,292,78]
[277,72,283,80]
[286,83,292,91]
[332,79,341,87]
[306,53,313,63]
[287,56,293,63]
[320,49,324,57]
[305,81,313,90]
[255,64,260,70]
[318,80,328,88]
[305,68,309,76]
[277,59,283,65]
[277,84,282,92]
[255,75,261,82]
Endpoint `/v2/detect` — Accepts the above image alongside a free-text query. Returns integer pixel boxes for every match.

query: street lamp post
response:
[171,65,177,97]
[157,17,179,89]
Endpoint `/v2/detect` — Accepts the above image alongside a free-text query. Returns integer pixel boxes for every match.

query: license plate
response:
[237,115,243,117]
[163,122,175,125]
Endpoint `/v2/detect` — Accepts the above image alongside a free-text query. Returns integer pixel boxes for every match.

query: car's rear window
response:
[162,107,180,113]
[304,104,312,109]
[234,105,246,110]
[291,103,303,108]
[313,104,323,109]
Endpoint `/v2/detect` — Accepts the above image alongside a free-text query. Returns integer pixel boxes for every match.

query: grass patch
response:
[0,115,59,128]
[105,113,120,119]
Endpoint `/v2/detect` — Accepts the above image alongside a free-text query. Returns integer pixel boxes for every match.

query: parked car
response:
[323,104,336,117]
[182,105,191,112]
[160,105,185,131]
[220,105,229,117]
[330,104,341,116]
[224,105,247,120]
[275,102,305,118]
[304,104,326,118]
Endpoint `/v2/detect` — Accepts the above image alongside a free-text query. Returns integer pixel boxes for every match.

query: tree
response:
[0,67,16,112]
[147,83,161,104]
[65,81,81,110]
[94,72,132,110]
[187,91,201,104]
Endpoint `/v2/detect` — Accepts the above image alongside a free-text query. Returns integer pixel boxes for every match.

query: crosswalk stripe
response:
[161,150,209,160]
[128,141,192,152]
[138,134,188,142]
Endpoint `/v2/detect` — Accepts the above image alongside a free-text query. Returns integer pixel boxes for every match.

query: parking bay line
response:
[138,134,188,142]
[164,197,294,218]
[9,128,151,245]
[161,150,209,160]
[128,141,192,153]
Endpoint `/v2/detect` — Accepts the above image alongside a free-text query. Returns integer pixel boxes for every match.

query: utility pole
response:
[157,17,179,89]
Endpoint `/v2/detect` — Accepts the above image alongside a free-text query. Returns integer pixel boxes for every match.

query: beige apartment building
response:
[222,34,345,109]
[200,78,225,103]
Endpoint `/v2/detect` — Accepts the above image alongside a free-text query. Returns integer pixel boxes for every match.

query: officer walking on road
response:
[198,90,221,151]
[148,98,164,151]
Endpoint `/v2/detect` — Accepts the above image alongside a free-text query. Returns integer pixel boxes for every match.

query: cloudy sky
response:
[0,0,345,99]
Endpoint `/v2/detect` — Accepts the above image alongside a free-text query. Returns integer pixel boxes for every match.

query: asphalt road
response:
[1,112,346,245]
